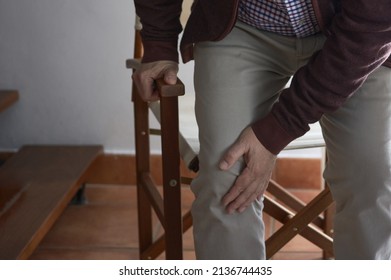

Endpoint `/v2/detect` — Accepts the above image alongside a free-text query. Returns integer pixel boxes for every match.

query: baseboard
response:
[84,154,322,190]
[0,151,322,190]
[0,151,15,166]
[273,158,322,190]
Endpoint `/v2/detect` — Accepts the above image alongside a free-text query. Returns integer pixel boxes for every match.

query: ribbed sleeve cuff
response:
[141,40,179,63]
[251,113,296,155]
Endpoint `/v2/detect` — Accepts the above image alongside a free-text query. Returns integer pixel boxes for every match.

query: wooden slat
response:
[0,90,19,113]
[141,173,165,227]
[266,188,334,258]
[160,96,183,259]
[267,180,324,227]
[140,210,193,260]
[264,196,333,258]
[0,145,102,259]
[133,85,154,259]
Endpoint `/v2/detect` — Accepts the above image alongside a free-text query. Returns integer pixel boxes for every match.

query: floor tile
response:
[272,251,323,260]
[31,184,329,260]
[84,184,136,205]
[30,248,139,260]
[37,204,138,249]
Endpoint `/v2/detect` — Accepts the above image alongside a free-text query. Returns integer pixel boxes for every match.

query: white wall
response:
[0,0,197,154]
[0,0,137,153]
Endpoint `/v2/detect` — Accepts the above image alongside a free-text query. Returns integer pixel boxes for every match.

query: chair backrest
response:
[133,16,143,59]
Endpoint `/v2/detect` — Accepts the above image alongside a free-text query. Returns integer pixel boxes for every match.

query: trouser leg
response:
[321,66,391,259]
[192,21,325,259]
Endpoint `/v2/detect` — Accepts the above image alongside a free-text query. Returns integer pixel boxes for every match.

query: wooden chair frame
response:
[128,28,335,260]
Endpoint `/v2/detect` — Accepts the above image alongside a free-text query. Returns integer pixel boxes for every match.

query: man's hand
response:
[219,127,277,214]
[132,60,179,101]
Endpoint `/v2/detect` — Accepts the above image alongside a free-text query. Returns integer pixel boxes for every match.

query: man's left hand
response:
[219,127,277,214]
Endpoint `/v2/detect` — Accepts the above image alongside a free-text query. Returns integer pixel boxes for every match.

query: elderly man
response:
[133,0,391,259]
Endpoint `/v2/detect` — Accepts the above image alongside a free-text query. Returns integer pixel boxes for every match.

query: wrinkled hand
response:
[219,127,277,214]
[132,60,179,102]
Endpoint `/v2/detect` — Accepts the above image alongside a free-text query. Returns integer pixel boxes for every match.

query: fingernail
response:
[219,160,228,170]
[238,207,246,213]
[165,76,177,84]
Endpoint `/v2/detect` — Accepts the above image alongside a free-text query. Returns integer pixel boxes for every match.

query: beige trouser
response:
[191,21,391,259]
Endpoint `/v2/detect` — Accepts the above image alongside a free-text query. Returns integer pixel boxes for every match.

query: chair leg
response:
[322,152,335,259]
[133,90,153,259]
[265,187,334,259]
[160,96,183,259]
[323,198,336,259]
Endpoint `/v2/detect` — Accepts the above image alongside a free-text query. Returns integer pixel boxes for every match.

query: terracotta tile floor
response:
[30,184,325,260]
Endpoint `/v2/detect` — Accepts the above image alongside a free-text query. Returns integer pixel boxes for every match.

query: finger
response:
[132,72,150,101]
[225,183,257,214]
[132,69,159,101]
[222,182,245,208]
[139,76,159,102]
[222,167,254,211]
[219,142,246,170]
[234,174,269,213]
[164,69,178,85]
[237,184,266,213]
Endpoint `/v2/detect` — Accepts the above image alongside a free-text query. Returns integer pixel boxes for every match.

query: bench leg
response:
[70,184,87,205]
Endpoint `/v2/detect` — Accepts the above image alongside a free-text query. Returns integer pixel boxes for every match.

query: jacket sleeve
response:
[134,0,183,63]
[252,0,391,155]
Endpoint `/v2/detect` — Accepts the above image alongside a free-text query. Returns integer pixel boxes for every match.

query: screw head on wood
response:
[169,179,177,187]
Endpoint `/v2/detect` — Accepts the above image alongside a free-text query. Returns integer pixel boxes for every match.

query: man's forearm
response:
[134,0,183,62]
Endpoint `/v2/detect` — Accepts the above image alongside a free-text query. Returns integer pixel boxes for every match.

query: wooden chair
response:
[128,16,335,260]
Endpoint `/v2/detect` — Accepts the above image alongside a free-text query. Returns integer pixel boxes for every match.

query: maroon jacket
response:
[134,0,391,154]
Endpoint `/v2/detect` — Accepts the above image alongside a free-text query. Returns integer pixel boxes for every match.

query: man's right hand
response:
[132,60,179,102]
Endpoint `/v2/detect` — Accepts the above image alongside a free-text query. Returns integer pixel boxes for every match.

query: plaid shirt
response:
[238,0,320,37]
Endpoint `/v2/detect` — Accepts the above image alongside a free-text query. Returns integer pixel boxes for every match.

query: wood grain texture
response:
[0,90,19,113]
[0,145,102,259]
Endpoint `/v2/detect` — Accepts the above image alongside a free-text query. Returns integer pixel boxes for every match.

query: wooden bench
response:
[0,145,102,259]
[0,90,19,113]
